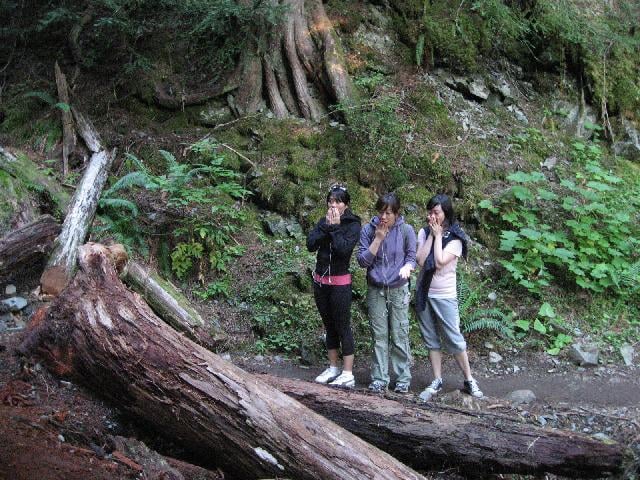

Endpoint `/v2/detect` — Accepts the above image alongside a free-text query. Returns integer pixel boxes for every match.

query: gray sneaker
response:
[418,378,443,402]
[368,380,387,393]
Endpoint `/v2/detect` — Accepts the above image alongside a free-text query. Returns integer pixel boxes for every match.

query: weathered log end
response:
[40,265,70,296]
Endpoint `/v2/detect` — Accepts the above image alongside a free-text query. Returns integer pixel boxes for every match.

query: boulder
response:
[569,343,599,367]
[612,118,640,161]
[619,344,634,366]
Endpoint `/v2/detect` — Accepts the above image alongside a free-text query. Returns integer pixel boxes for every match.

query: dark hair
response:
[327,185,350,205]
[427,194,456,227]
[375,192,401,214]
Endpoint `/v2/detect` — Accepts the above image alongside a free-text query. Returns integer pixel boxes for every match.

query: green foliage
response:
[457,269,514,338]
[514,302,572,355]
[243,237,321,355]
[338,91,452,193]
[394,0,640,117]
[95,140,250,282]
[480,139,640,300]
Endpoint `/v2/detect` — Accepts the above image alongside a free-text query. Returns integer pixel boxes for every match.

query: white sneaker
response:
[328,372,355,388]
[463,378,483,398]
[315,367,340,384]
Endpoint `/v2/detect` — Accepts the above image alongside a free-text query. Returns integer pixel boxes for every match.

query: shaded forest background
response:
[1,0,639,362]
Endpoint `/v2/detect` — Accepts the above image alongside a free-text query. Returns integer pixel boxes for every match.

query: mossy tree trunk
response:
[233,0,353,120]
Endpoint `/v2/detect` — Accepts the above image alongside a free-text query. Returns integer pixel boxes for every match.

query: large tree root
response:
[234,0,353,120]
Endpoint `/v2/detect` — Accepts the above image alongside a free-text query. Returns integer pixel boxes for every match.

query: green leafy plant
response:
[457,269,514,338]
[513,302,572,355]
[480,139,640,297]
[95,140,250,282]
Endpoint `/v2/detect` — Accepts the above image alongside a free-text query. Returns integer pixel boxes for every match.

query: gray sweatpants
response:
[417,297,467,354]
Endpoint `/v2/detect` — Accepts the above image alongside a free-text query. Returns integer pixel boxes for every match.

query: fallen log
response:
[121,260,226,347]
[21,243,425,480]
[260,375,625,478]
[41,147,115,295]
[0,215,60,285]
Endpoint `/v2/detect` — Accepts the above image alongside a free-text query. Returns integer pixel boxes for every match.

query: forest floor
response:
[1,318,639,480]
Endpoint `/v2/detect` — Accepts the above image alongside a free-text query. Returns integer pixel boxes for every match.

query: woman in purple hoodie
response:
[357,193,416,393]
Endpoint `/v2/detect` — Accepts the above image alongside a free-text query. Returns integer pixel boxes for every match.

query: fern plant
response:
[457,269,514,338]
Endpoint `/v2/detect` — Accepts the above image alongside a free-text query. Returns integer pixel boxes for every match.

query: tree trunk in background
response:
[22,243,425,480]
[122,260,226,348]
[55,62,75,178]
[260,375,625,478]
[0,215,60,286]
[233,0,353,120]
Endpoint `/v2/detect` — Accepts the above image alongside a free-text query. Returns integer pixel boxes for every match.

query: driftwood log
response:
[122,260,226,347]
[260,375,625,478]
[0,215,61,285]
[22,243,425,480]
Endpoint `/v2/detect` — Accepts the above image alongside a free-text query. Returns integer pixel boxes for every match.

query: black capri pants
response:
[313,283,355,356]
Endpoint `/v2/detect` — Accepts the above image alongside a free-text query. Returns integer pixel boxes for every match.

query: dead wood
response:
[22,243,425,480]
[41,147,116,295]
[55,62,76,177]
[0,215,60,286]
[260,374,626,478]
[110,436,225,480]
[121,260,226,347]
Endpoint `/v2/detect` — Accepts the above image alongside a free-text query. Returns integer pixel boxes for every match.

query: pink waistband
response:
[313,272,352,286]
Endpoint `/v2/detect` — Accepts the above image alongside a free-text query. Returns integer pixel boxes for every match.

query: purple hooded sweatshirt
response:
[357,215,417,288]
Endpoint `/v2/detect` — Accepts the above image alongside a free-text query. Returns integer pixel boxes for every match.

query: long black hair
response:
[427,194,456,228]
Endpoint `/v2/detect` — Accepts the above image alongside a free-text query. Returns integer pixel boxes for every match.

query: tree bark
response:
[41,148,116,295]
[22,243,425,480]
[232,0,352,121]
[259,375,626,478]
[72,108,103,153]
[0,215,60,285]
[121,260,226,347]
[55,62,76,178]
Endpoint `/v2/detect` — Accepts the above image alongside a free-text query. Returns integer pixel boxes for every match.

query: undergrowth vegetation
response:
[95,139,250,284]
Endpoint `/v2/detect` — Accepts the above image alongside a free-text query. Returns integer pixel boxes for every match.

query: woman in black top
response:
[306,185,361,388]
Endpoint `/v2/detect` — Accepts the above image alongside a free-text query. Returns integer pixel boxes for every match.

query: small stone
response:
[273,355,284,364]
[506,389,536,405]
[58,434,65,442]
[221,353,232,361]
[488,351,503,363]
[5,284,16,295]
[487,292,497,302]
[592,433,611,442]
[513,365,520,373]
[60,381,73,388]
[329,121,339,127]
[537,415,547,426]
[1,297,28,312]
[484,342,495,349]
[620,344,634,366]
[254,355,265,363]
[542,156,557,170]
